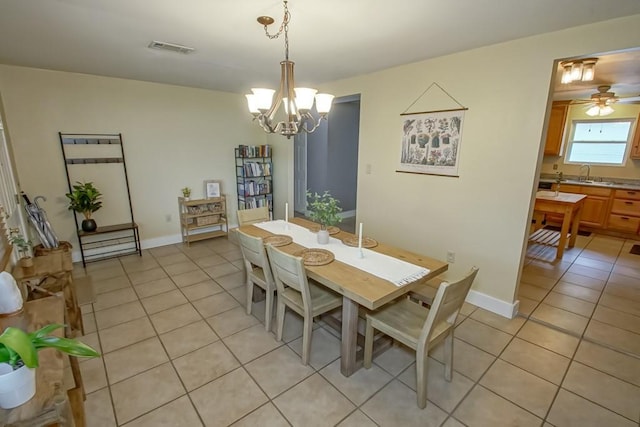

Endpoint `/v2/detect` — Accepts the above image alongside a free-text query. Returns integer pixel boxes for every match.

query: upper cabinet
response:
[631,112,640,159]
[544,101,570,156]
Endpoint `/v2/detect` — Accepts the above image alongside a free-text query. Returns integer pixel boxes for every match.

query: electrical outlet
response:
[365,164,372,174]
[165,214,172,222]
[553,164,558,170]
[446,250,455,263]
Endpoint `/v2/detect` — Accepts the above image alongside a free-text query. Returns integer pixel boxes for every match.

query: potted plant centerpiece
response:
[307,191,342,244]
[65,181,102,232]
[8,232,32,269]
[0,324,99,408]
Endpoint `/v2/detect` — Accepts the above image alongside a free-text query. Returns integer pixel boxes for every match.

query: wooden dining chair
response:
[236,230,276,331]
[266,245,342,365]
[364,266,479,409]
[237,206,270,226]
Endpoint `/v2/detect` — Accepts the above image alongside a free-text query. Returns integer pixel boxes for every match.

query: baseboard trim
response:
[465,290,519,319]
[71,233,184,264]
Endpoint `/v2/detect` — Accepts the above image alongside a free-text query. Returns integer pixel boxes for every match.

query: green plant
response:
[0,324,99,369]
[306,191,342,229]
[181,187,192,197]
[8,233,31,259]
[65,182,102,220]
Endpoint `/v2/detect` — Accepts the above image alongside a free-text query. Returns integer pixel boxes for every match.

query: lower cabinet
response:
[608,190,640,234]
[552,184,611,229]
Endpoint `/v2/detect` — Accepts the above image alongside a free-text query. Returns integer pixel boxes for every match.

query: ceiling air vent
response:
[148,41,195,54]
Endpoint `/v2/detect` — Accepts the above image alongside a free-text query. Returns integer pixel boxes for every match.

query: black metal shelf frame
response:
[59,133,142,267]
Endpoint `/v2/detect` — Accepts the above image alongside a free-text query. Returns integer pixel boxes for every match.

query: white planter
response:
[0,363,36,409]
[317,229,330,244]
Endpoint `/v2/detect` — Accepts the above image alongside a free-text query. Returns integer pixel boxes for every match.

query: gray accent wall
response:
[306,96,360,212]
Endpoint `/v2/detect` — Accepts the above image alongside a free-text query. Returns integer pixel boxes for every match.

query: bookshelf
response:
[235,145,273,219]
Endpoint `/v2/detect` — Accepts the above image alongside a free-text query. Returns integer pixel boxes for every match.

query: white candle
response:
[358,223,363,250]
[285,202,288,223]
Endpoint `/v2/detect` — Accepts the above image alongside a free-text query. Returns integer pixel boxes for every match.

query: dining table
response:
[239,217,448,376]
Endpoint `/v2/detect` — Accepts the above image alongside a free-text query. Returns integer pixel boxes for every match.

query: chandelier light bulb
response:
[294,88,317,111]
[250,88,276,111]
[560,63,573,84]
[315,94,335,114]
[570,62,583,81]
[245,94,260,114]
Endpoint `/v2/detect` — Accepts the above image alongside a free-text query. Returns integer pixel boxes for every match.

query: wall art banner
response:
[397,109,465,176]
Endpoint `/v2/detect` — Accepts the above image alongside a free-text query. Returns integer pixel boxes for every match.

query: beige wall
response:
[299,14,640,308]
[541,103,640,178]
[0,65,269,250]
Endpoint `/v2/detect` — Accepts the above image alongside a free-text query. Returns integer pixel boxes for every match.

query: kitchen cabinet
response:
[551,184,611,228]
[544,101,570,156]
[608,189,640,234]
[631,112,640,159]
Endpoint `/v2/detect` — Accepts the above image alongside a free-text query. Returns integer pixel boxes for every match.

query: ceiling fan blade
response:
[617,95,640,103]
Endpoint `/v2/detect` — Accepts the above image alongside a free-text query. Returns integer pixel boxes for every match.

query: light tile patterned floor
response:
[69,233,640,426]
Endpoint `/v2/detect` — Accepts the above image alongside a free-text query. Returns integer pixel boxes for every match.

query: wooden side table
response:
[0,296,81,426]
[11,251,83,336]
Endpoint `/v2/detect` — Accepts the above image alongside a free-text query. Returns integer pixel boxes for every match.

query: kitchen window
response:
[564,119,634,165]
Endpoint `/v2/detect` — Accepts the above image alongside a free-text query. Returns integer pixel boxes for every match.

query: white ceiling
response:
[1,0,640,96]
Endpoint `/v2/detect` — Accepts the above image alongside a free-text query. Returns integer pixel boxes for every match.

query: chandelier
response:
[560,58,597,84]
[245,1,334,138]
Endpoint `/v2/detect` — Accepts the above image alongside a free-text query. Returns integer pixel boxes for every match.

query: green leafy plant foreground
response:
[306,191,342,229]
[0,324,99,369]
[65,181,103,220]
[8,233,31,258]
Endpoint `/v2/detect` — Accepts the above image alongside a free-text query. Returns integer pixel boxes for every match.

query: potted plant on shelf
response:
[307,191,342,244]
[65,181,102,232]
[181,187,192,200]
[8,232,32,269]
[0,324,99,408]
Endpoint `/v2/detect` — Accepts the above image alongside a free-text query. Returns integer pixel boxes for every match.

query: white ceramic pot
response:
[0,363,36,409]
[317,229,330,244]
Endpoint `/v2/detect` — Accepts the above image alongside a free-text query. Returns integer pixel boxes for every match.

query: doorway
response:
[294,94,361,233]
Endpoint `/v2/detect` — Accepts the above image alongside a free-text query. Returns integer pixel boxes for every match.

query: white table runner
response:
[255,220,430,286]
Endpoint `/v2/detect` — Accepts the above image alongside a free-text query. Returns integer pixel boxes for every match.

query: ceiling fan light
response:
[600,105,614,116]
[251,88,275,111]
[294,88,317,111]
[585,105,600,117]
[315,93,335,114]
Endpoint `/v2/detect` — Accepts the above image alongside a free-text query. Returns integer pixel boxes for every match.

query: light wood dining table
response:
[239,217,448,376]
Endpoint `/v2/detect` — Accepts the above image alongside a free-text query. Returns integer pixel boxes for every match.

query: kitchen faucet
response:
[579,164,591,182]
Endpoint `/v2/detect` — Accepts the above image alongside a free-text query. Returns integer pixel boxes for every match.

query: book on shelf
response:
[237,144,272,158]
[242,162,273,177]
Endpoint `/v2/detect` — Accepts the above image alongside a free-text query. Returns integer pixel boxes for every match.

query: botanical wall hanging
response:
[397,83,467,177]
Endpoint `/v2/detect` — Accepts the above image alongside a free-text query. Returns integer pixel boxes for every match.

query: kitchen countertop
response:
[539,175,640,191]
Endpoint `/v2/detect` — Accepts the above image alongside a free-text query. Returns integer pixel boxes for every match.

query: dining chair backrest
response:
[236,230,272,279]
[418,266,479,349]
[237,206,270,226]
[266,245,311,309]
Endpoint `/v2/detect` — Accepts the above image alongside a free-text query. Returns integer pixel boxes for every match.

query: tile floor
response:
[68,233,640,426]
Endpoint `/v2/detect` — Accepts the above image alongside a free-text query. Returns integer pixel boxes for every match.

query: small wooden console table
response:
[530,191,587,259]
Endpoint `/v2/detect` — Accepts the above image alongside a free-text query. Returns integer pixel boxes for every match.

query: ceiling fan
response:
[572,85,640,116]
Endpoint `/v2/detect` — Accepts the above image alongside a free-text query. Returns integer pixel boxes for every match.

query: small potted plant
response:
[181,187,192,200]
[65,181,102,232]
[8,232,32,269]
[307,191,342,244]
[0,324,99,408]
